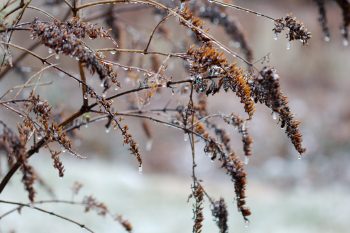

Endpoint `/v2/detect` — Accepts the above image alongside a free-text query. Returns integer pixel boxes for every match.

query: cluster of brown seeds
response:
[273,15,312,44]
[30,18,118,91]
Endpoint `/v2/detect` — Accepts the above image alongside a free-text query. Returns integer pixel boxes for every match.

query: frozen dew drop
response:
[110,50,116,55]
[84,123,89,128]
[241,122,246,131]
[272,111,278,120]
[97,52,105,58]
[83,93,88,100]
[286,41,291,50]
[244,156,250,165]
[180,2,185,11]
[62,148,66,153]
[324,36,330,42]
[138,166,143,174]
[105,127,110,134]
[256,13,262,17]
[340,28,346,35]
[100,82,104,87]
[298,155,302,160]
[244,220,250,228]
[146,139,153,151]
[55,54,60,60]
[273,33,278,41]
[21,67,32,73]
[184,133,188,142]
[343,38,349,47]
[48,48,53,54]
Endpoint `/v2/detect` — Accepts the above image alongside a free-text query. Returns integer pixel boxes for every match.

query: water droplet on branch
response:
[146,140,153,151]
[286,41,291,50]
[244,156,250,165]
[272,112,278,120]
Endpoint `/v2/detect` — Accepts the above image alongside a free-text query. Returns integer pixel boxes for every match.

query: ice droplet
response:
[184,133,188,141]
[272,112,278,120]
[324,36,330,42]
[138,166,143,174]
[298,155,302,160]
[110,50,116,55]
[48,48,53,54]
[55,54,60,60]
[244,156,250,165]
[105,127,110,134]
[244,220,250,228]
[286,41,291,50]
[180,2,185,11]
[83,93,88,100]
[273,33,278,41]
[343,38,349,47]
[146,140,153,151]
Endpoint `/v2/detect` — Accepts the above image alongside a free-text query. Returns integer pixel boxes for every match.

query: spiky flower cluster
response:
[224,114,253,157]
[187,44,255,119]
[250,67,306,154]
[30,18,118,91]
[211,198,229,233]
[191,183,204,233]
[273,15,312,44]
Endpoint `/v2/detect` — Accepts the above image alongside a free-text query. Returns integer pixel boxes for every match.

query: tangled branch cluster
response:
[0,0,318,232]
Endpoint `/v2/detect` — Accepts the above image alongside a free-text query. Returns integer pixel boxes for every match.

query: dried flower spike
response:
[273,14,312,44]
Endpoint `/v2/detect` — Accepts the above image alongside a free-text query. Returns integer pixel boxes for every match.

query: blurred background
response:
[1,0,350,232]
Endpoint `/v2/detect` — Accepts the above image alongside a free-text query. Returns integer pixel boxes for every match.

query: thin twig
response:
[144,13,171,53]
[0,200,94,233]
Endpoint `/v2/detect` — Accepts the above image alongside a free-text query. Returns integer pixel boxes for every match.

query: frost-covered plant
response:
[1,0,335,232]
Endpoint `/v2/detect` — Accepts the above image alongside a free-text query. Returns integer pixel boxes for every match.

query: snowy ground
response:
[1,156,349,233]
